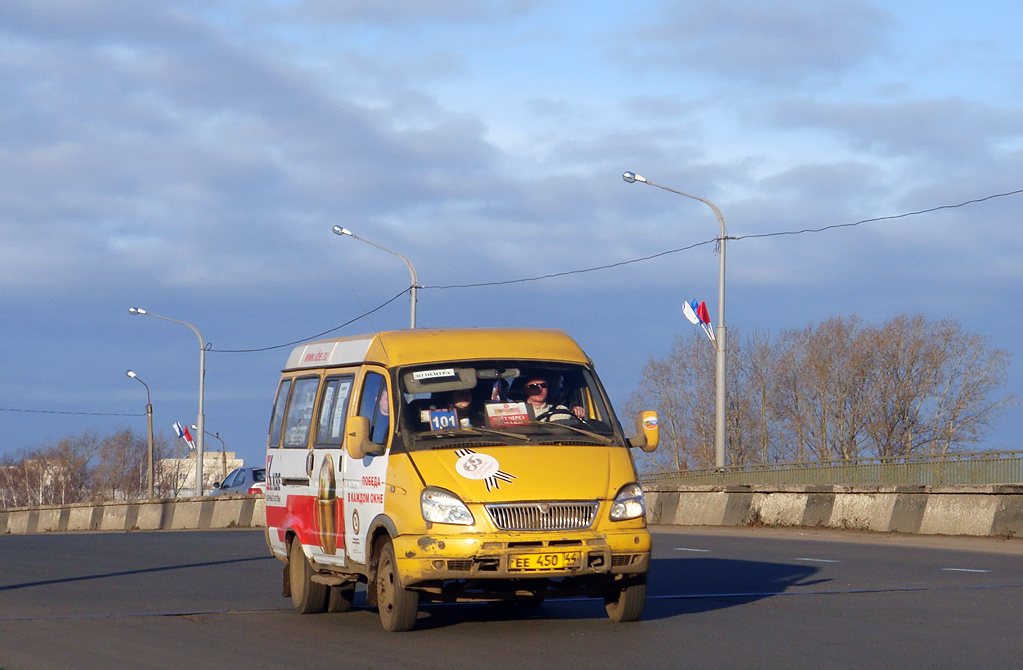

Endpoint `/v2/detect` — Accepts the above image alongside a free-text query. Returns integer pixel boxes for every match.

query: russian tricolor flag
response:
[173,421,196,451]
[682,299,716,342]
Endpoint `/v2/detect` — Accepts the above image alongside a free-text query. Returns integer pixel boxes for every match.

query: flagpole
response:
[623,172,728,468]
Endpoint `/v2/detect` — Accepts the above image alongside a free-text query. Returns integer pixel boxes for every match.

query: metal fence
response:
[640,450,1023,487]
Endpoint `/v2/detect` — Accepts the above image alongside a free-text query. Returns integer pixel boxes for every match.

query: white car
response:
[210,466,266,496]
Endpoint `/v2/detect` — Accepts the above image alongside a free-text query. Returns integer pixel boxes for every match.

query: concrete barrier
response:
[1,495,266,535]
[643,483,1023,538]
[5,485,1023,539]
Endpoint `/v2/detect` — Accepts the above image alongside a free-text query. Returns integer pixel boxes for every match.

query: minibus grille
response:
[484,502,598,531]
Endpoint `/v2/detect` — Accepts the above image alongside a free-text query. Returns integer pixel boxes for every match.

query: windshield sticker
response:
[428,409,458,431]
[412,368,457,381]
[484,402,531,427]
[454,448,516,492]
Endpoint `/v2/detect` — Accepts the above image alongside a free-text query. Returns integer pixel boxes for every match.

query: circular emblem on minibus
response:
[455,452,499,481]
[351,509,360,535]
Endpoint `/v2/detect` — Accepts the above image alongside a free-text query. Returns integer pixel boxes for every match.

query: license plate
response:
[509,552,581,571]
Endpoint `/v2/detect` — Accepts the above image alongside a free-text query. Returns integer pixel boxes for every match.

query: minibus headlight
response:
[609,483,646,521]
[421,488,474,526]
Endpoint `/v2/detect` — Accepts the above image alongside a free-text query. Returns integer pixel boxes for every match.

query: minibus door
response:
[306,373,356,568]
[270,376,321,553]
[342,369,391,566]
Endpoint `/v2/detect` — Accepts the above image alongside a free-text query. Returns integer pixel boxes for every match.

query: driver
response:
[523,376,584,421]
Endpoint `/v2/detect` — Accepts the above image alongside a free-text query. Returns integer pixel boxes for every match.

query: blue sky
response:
[2,0,1022,467]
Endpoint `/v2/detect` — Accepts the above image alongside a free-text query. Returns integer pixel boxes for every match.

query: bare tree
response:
[629,314,1014,472]
[94,429,149,500]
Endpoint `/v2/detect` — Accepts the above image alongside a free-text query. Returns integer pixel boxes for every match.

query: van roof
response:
[283,328,590,371]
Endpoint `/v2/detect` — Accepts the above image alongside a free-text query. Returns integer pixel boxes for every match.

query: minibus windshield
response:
[397,360,623,450]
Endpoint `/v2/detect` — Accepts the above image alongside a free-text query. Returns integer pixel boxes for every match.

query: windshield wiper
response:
[530,421,614,445]
[415,426,531,442]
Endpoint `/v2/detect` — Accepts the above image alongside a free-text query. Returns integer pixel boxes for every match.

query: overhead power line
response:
[208,185,1023,353]
[209,288,410,353]
[0,407,145,417]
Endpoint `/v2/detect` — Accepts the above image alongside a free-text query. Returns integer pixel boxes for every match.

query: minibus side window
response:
[283,377,320,448]
[268,378,292,448]
[358,371,390,445]
[315,375,354,447]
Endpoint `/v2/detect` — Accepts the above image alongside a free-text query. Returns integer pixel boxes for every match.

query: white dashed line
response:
[942,568,992,573]
[796,558,840,563]
[674,548,711,553]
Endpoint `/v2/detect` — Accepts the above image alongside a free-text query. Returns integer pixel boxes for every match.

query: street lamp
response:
[193,424,228,483]
[126,370,155,500]
[623,171,729,468]
[129,307,208,496]
[332,225,419,329]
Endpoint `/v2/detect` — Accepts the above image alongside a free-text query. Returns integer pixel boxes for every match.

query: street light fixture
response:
[623,171,729,468]
[193,424,228,483]
[332,225,419,329]
[126,369,156,500]
[129,307,208,496]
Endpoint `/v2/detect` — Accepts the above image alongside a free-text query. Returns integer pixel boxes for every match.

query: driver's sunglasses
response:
[526,382,548,392]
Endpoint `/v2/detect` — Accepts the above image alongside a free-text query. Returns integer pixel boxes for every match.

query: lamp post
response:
[125,370,155,500]
[623,171,728,468]
[193,424,228,483]
[332,225,419,329]
[129,307,208,496]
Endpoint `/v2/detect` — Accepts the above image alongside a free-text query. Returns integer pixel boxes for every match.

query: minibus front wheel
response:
[375,538,419,632]
[603,574,647,622]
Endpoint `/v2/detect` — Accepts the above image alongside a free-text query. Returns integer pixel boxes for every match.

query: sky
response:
[2,0,1022,469]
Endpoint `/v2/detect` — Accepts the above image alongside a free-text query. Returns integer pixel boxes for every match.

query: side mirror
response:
[628,411,659,453]
[345,416,384,459]
[213,482,221,489]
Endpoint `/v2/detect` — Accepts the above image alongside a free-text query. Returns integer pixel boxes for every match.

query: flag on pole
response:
[681,299,716,342]
[173,421,196,451]
[682,300,700,325]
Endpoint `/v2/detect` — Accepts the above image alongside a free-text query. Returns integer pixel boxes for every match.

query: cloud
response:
[624,0,893,85]
[278,0,542,25]
[761,97,1023,163]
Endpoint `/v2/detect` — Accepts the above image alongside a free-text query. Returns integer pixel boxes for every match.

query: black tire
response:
[604,576,646,622]
[376,539,419,632]
[289,539,328,614]
[327,582,356,613]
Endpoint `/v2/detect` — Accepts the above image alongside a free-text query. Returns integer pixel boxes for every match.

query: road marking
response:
[674,548,710,553]
[648,583,1023,601]
[796,558,840,563]
[942,568,992,573]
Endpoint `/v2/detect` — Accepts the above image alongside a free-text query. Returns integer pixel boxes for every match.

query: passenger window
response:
[283,377,320,448]
[268,379,292,448]
[358,372,390,445]
[315,375,355,447]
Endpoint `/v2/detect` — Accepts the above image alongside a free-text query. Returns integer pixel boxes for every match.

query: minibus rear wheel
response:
[289,539,328,614]
[327,583,356,613]
[604,575,646,622]
[376,539,419,632]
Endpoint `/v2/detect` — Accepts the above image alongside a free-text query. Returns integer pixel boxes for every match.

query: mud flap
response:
[282,563,291,598]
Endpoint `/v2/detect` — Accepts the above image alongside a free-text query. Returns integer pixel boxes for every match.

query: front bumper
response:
[392,528,651,587]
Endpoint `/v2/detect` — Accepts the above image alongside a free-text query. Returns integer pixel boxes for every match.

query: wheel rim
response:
[378,553,395,620]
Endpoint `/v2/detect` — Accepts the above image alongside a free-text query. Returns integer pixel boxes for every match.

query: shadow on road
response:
[409,556,826,629]
[0,555,273,592]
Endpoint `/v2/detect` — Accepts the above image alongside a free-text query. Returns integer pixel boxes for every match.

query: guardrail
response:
[641,450,1023,486]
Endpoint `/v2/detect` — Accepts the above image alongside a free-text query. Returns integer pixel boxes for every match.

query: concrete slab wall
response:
[644,483,1023,538]
[6,486,1023,539]
[1,495,265,534]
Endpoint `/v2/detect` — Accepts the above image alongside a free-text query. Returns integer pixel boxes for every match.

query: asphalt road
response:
[2,527,1022,669]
